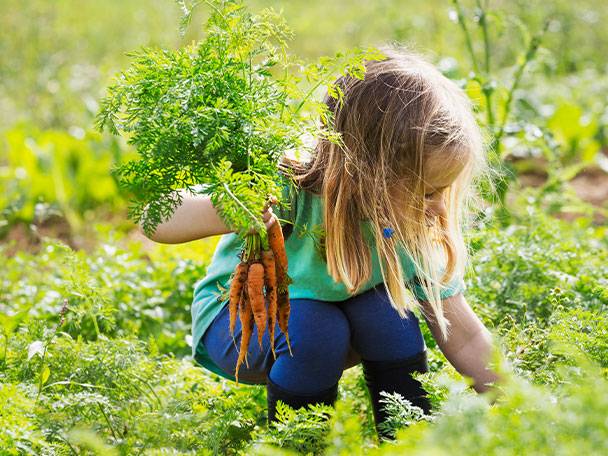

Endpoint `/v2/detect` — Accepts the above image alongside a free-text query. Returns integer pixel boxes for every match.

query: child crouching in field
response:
[144,46,500,439]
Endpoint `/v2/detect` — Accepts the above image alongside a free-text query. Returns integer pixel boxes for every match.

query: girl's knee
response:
[203,332,269,384]
[202,307,270,383]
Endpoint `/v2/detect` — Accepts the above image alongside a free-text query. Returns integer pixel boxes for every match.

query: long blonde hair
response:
[281,46,487,341]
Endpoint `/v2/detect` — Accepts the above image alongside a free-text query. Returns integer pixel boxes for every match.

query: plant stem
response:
[244,232,266,261]
[452,0,481,75]
[1,330,6,368]
[494,23,547,156]
[477,0,491,75]
[294,56,346,115]
[484,89,494,130]
[222,182,264,232]
[35,347,48,403]
[476,0,494,129]
[260,229,269,251]
[97,402,119,441]
[92,314,101,338]
[62,437,79,456]
[294,78,326,115]
[279,64,289,122]
[116,371,156,411]
[245,234,253,262]
[131,372,163,407]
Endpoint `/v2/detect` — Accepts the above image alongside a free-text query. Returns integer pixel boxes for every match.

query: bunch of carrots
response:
[228,209,292,383]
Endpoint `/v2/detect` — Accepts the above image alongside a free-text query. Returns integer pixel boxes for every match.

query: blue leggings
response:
[201,283,426,395]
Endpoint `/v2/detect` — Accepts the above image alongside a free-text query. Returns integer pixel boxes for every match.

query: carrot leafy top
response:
[96,0,383,240]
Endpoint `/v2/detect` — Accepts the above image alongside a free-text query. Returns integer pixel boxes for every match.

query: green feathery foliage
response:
[96,0,383,245]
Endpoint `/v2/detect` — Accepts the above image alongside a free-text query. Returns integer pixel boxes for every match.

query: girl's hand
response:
[420,293,502,394]
[248,196,278,234]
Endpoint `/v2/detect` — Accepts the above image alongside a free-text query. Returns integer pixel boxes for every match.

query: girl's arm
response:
[420,293,501,394]
[139,189,275,244]
[139,190,232,243]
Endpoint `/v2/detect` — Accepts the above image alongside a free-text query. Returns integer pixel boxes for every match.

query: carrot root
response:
[235,287,253,384]
[229,262,249,339]
[261,249,278,359]
[247,262,267,350]
[268,222,289,291]
[277,289,292,357]
[232,218,292,380]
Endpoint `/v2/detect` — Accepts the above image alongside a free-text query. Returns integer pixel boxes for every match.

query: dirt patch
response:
[517,167,608,223]
[518,171,548,188]
[570,168,608,206]
[1,216,78,257]
[0,211,162,257]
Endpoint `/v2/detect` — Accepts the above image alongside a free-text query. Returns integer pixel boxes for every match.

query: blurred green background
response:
[1,2,608,453]
[1,0,606,250]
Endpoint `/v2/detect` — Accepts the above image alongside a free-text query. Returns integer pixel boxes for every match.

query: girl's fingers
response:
[262,194,278,231]
[263,196,278,213]
[265,214,277,230]
[262,207,274,223]
[247,208,275,235]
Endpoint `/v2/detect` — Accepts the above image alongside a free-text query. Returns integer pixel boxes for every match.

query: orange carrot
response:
[277,289,292,356]
[232,285,247,351]
[229,262,249,339]
[268,222,289,292]
[235,287,253,384]
[261,249,278,359]
[268,221,292,356]
[247,262,267,350]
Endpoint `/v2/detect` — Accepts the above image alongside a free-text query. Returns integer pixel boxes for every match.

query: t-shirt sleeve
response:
[410,273,466,302]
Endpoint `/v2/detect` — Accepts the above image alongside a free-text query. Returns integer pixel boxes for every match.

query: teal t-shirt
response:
[191,181,464,383]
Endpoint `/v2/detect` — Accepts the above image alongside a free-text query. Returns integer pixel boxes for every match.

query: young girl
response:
[144,47,500,439]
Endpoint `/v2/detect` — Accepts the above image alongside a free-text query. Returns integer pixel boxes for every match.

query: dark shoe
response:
[266,377,339,425]
[362,350,431,440]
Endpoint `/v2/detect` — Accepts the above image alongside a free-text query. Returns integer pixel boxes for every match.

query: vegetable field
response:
[1,0,607,454]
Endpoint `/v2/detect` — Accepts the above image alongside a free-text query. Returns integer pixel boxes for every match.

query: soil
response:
[516,167,608,222]
[1,215,77,257]
[570,168,608,207]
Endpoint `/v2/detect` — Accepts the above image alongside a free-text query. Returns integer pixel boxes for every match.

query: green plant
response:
[450,0,549,219]
[465,208,608,327]
[371,356,608,455]
[375,391,434,441]
[249,400,334,455]
[1,208,606,453]
[0,236,214,354]
[0,126,127,235]
[96,0,381,242]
